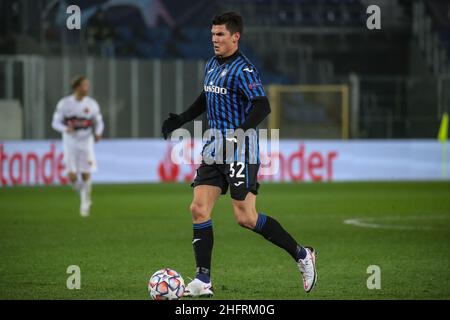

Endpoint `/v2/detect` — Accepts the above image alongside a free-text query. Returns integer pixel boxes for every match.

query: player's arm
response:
[238,97,271,131]
[161,92,206,139]
[51,101,72,133]
[93,101,104,142]
[237,67,271,131]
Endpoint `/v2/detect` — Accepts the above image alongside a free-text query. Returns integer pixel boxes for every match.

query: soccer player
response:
[162,12,317,296]
[52,76,104,217]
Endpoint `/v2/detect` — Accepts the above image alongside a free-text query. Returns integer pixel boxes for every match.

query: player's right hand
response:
[66,120,75,133]
[161,113,183,139]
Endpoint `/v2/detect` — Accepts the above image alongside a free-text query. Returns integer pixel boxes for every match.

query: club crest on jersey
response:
[83,107,90,114]
[220,69,228,77]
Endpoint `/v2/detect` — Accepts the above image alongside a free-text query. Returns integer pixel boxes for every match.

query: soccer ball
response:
[148,268,185,300]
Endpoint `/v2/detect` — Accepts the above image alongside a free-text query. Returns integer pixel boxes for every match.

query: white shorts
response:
[63,135,97,174]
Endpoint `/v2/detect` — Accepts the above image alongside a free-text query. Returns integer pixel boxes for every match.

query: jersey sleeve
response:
[92,100,104,136]
[237,66,266,100]
[51,99,67,133]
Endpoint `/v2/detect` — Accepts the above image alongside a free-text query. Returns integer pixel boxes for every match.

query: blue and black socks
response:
[193,219,213,283]
[253,213,307,261]
[192,214,307,283]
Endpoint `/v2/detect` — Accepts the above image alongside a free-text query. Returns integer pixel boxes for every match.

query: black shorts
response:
[191,162,260,201]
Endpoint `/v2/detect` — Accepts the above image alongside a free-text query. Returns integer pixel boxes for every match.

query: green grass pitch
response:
[1,182,450,299]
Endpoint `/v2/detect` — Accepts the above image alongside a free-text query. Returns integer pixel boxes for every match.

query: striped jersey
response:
[201,51,264,164]
[203,51,266,131]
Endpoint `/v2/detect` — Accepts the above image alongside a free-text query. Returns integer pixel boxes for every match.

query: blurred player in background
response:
[52,76,104,217]
[162,12,317,297]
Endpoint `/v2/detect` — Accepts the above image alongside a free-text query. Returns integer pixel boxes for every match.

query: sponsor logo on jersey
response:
[243,67,254,73]
[204,85,227,94]
[64,117,93,130]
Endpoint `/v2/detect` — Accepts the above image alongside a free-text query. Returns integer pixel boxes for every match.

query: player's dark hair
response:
[71,75,87,90]
[212,12,243,35]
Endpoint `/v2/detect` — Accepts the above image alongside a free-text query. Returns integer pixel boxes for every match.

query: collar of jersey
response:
[215,49,241,66]
[71,94,86,103]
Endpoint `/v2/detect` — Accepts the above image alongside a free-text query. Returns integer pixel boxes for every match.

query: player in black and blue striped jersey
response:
[203,48,265,131]
[162,12,317,297]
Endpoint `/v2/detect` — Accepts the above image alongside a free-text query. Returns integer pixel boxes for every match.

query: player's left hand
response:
[162,113,183,139]
[95,135,102,142]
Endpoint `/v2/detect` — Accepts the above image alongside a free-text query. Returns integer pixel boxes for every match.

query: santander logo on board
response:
[0,143,68,186]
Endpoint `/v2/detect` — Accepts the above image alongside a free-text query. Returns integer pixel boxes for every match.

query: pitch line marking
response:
[343,216,450,231]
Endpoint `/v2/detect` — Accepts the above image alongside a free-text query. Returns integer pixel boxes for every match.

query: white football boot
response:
[183,278,214,298]
[297,246,318,293]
